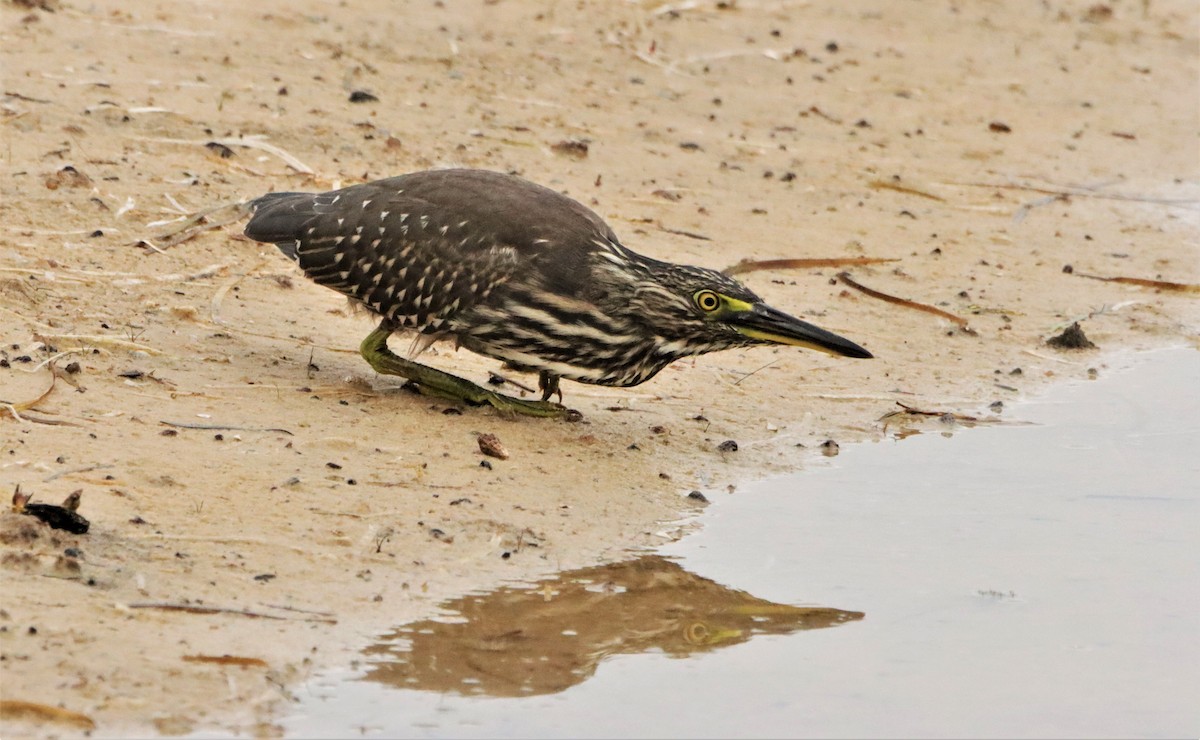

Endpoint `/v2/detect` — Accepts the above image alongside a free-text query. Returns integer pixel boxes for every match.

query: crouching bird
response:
[243,169,871,418]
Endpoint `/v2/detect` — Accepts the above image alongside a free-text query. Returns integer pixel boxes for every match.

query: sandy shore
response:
[2,0,1197,735]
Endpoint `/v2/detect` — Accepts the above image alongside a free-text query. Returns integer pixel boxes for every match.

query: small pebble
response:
[1046,322,1097,350]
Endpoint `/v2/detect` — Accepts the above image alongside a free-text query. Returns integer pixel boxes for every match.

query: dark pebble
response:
[1046,322,1097,350]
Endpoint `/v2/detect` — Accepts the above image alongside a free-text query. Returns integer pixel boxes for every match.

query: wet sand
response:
[1,0,1197,735]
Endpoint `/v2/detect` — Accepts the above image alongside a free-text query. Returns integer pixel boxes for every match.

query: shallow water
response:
[284,347,1199,738]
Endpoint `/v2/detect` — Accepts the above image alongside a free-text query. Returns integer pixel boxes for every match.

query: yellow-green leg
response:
[360,320,577,419]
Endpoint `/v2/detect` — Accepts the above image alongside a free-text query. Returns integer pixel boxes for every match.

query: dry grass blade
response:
[1072,272,1200,293]
[44,463,115,482]
[878,402,1013,434]
[837,271,972,330]
[259,602,336,617]
[0,700,96,730]
[868,179,946,202]
[182,654,269,667]
[8,413,81,426]
[33,332,161,355]
[656,222,712,241]
[885,401,981,422]
[159,419,294,435]
[140,200,250,251]
[210,136,315,174]
[129,602,336,623]
[724,256,897,276]
[954,179,1200,209]
[1,365,57,422]
[134,135,315,174]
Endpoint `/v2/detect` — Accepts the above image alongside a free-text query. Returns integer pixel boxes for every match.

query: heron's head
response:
[619,259,873,360]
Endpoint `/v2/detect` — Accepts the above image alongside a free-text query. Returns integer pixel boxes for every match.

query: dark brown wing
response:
[244,169,617,332]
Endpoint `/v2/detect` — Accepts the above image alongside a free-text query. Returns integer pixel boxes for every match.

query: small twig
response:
[3,91,53,103]
[681,47,801,66]
[954,179,1200,209]
[724,256,897,276]
[162,192,191,215]
[5,412,80,426]
[651,1,701,15]
[656,222,712,241]
[129,603,286,619]
[128,602,335,623]
[115,196,136,219]
[259,603,336,617]
[837,272,973,331]
[1072,272,1200,293]
[32,333,161,355]
[137,239,168,254]
[879,402,1011,430]
[868,179,946,202]
[182,655,268,667]
[634,51,694,77]
[1045,307,1110,337]
[1021,348,1080,365]
[486,371,538,394]
[889,401,980,421]
[125,534,307,553]
[0,267,92,284]
[132,135,315,174]
[159,420,294,435]
[138,200,250,251]
[0,700,96,731]
[1013,193,1069,223]
[732,359,779,386]
[143,213,246,250]
[44,464,114,483]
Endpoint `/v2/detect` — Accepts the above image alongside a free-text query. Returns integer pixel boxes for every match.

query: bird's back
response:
[244,169,619,333]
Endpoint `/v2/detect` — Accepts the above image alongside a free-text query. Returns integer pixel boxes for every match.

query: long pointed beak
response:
[729,304,873,358]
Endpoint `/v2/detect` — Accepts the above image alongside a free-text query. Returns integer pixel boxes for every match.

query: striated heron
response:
[244,169,871,418]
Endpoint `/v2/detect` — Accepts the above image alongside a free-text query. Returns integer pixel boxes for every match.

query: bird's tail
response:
[243,192,315,260]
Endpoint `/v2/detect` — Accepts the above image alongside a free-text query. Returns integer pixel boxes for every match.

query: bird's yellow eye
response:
[684,622,711,645]
[694,290,721,313]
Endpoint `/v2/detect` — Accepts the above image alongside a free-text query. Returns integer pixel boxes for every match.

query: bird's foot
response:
[538,370,564,403]
[360,322,581,420]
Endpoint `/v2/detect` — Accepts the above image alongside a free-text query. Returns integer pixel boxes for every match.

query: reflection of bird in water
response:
[360,555,864,697]
[244,169,871,417]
